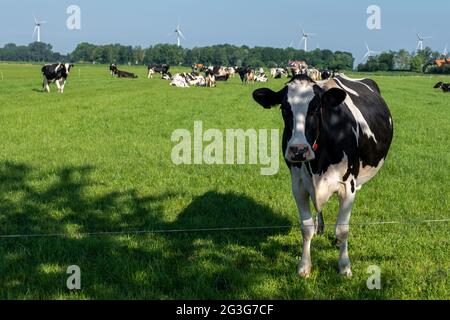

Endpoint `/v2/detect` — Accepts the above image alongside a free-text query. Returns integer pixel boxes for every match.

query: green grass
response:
[0,63,448,299]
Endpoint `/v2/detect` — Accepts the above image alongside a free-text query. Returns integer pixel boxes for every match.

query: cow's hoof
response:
[339,264,352,277]
[298,263,311,278]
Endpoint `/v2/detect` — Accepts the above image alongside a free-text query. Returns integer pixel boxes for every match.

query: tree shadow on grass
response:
[0,161,295,299]
[0,161,395,299]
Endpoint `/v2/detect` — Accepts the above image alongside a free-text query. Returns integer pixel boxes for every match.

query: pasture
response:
[0,63,448,299]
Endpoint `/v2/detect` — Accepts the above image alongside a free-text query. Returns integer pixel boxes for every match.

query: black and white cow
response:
[253,74,393,277]
[109,64,118,76]
[148,64,170,79]
[433,82,450,92]
[41,63,74,93]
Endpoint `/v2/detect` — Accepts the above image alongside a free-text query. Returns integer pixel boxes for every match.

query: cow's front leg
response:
[292,168,315,277]
[336,190,356,277]
[43,78,50,93]
[55,79,62,93]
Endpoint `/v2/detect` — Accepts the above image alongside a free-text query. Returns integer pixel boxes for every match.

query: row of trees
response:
[0,42,355,70]
[0,42,68,62]
[71,43,355,70]
[357,48,449,73]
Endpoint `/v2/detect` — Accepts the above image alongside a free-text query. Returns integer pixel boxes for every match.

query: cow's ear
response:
[253,87,286,109]
[321,88,346,108]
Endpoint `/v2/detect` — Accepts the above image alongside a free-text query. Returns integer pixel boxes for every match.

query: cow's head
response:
[253,74,346,164]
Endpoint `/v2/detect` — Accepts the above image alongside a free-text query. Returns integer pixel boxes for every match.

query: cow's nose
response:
[288,144,312,162]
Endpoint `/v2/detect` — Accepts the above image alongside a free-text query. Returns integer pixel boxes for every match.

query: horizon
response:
[1,0,449,64]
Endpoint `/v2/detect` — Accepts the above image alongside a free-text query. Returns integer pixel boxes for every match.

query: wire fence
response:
[0,218,448,239]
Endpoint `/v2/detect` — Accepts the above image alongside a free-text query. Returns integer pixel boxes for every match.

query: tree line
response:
[357,48,450,74]
[0,42,354,70]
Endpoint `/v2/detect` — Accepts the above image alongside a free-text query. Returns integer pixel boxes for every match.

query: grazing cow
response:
[148,64,170,79]
[41,63,74,93]
[252,74,393,277]
[433,82,450,92]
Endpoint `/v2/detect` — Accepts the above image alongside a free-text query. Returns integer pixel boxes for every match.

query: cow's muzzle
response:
[287,144,315,163]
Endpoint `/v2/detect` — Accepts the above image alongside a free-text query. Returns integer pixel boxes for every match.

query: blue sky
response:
[0,0,449,62]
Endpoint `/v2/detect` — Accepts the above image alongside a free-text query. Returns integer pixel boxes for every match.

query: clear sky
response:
[1,0,448,62]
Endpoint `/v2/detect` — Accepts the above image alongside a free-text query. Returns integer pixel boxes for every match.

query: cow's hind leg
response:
[292,168,315,277]
[335,189,356,277]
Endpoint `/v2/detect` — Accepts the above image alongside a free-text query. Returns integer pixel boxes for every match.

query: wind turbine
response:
[32,15,46,42]
[416,33,432,51]
[174,24,185,47]
[363,43,380,61]
[300,29,317,52]
[443,44,448,57]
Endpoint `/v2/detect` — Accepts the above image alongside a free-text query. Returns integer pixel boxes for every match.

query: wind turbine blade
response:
[32,26,37,39]
[178,30,185,39]
[423,36,432,39]
[40,21,47,24]
[365,42,370,51]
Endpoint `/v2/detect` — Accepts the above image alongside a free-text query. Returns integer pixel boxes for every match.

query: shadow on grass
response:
[0,161,393,299]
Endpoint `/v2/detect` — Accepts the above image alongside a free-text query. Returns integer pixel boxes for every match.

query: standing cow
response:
[41,63,74,93]
[252,74,393,277]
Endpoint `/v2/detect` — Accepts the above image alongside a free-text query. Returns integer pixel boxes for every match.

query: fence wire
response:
[0,218,448,239]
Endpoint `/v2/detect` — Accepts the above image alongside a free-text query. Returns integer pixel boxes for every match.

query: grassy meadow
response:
[0,63,448,299]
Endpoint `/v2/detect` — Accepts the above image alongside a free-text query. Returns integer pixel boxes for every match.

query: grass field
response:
[0,63,448,299]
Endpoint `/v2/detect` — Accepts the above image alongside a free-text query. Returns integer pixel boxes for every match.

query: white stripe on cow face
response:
[286,79,316,161]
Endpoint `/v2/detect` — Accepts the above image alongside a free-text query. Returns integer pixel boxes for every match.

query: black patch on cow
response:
[350,179,355,193]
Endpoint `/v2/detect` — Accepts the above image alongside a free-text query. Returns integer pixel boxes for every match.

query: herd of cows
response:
[106,60,334,88]
[40,61,449,94]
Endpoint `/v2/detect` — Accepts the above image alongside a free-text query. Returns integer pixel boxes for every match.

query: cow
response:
[226,67,237,78]
[321,70,332,80]
[433,82,450,92]
[289,60,308,77]
[205,70,217,87]
[192,64,207,73]
[307,68,321,81]
[237,67,255,84]
[113,68,138,78]
[271,68,289,79]
[41,63,74,93]
[170,73,190,87]
[109,64,118,76]
[252,73,393,277]
[148,64,170,79]
[255,69,269,83]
